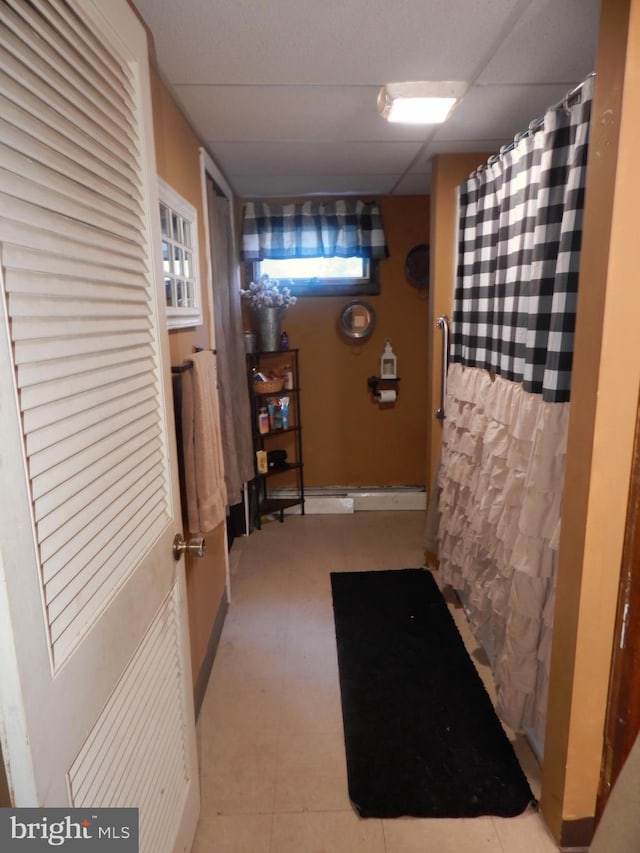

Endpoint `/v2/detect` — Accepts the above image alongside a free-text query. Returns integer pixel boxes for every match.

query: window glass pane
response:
[176,280,186,307]
[173,246,183,277]
[162,241,171,274]
[183,281,194,307]
[183,220,192,248]
[164,277,173,306]
[183,251,191,279]
[160,205,170,238]
[259,257,365,279]
[171,212,182,243]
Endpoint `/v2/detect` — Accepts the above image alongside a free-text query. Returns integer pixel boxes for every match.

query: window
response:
[252,256,379,296]
[158,178,202,329]
[241,200,388,296]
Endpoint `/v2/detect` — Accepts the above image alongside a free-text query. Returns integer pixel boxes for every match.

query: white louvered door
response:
[0,2,199,852]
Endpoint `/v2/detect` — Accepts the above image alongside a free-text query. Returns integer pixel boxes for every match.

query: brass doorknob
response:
[173,534,206,560]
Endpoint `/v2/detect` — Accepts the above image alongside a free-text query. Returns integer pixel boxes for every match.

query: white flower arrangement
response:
[241,274,297,309]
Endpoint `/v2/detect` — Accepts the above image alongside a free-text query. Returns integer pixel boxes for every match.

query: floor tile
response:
[271,810,386,853]
[492,810,560,852]
[210,631,287,683]
[191,814,272,853]
[199,731,278,815]
[283,629,339,682]
[383,815,505,853]
[279,676,343,735]
[273,731,349,812]
[198,676,282,738]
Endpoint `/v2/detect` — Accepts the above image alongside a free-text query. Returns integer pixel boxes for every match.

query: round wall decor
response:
[405,243,430,289]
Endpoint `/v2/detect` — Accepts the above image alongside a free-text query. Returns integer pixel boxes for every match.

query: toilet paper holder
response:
[368,375,400,402]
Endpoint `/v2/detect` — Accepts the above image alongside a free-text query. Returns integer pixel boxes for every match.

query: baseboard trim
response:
[193,590,228,719]
[559,816,595,850]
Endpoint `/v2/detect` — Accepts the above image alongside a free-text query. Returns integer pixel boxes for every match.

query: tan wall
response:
[149,66,228,686]
[426,153,492,492]
[242,195,430,488]
[542,0,640,839]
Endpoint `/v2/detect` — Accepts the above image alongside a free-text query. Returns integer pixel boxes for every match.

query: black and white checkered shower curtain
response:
[436,75,595,740]
[452,75,593,403]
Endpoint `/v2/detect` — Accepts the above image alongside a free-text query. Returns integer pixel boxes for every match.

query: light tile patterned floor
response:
[193,511,559,853]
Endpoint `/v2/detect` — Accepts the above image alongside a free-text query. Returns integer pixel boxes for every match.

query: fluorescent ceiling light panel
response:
[378,81,466,124]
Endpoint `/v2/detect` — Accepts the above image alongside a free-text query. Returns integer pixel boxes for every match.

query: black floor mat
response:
[330,568,536,818]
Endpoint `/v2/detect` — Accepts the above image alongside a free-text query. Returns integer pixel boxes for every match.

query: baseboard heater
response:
[270,486,426,514]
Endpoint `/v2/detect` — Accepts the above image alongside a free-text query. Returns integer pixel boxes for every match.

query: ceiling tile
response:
[208,141,424,176]
[173,85,435,143]
[477,0,600,85]
[443,83,585,140]
[136,0,522,85]
[391,173,432,195]
[230,174,397,199]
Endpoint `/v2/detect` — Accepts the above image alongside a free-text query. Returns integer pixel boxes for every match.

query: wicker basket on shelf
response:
[253,376,284,395]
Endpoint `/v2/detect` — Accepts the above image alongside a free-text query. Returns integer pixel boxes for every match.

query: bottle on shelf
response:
[258,407,269,434]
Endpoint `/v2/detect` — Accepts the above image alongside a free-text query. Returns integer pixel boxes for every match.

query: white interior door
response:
[0,2,199,851]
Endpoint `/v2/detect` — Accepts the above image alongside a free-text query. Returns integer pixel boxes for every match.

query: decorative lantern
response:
[380,339,397,379]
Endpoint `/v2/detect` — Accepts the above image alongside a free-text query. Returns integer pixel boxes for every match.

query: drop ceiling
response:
[133,0,601,198]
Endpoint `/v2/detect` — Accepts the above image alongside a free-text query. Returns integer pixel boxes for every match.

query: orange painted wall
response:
[242,195,430,488]
[542,0,640,839]
[426,153,492,492]
[149,65,228,687]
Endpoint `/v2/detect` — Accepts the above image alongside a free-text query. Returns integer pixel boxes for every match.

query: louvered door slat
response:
[1,156,143,240]
[37,439,161,541]
[2,243,148,290]
[45,481,165,618]
[13,315,152,342]
[107,665,180,808]
[31,413,159,505]
[70,616,173,803]
[28,396,157,476]
[40,448,160,565]
[23,372,153,432]
[0,63,137,182]
[0,14,135,154]
[0,195,143,261]
[2,2,134,139]
[20,361,152,411]
[6,270,148,306]
[41,0,135,98]
[14,331,152,366]
[9,293,149,321]
[49,492,166,663]
[18,349,155,388]
[0,94,143,209]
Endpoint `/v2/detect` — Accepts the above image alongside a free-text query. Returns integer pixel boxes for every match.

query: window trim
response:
[247,259,381,297]
[158,177,203,329]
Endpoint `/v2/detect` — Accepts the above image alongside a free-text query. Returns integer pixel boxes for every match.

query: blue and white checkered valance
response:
[241,200,389,261]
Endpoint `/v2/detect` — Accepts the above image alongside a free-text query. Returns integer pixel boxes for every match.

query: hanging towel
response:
[181,350,227,533]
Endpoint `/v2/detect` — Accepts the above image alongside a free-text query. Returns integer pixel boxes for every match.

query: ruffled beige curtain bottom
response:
[435,363,569,738]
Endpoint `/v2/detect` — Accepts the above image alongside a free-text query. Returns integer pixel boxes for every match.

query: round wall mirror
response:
[339,301,376,340]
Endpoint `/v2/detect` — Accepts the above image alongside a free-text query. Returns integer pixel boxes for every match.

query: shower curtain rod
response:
[486,72,596,166]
